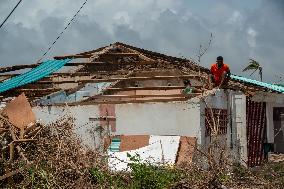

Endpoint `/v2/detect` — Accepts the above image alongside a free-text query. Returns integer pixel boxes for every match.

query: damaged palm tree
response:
[243,59,263,81]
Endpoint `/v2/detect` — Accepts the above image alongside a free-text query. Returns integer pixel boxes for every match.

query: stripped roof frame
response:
[0,42,282,104]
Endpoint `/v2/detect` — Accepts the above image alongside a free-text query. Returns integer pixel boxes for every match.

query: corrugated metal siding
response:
[231,75,284,93]
[246,99,266,167]
[0,59,71,93]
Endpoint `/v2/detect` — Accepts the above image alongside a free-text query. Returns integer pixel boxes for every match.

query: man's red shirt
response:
[210,63,230,85]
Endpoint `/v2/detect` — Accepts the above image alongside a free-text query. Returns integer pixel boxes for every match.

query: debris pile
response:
[0,94,105,188]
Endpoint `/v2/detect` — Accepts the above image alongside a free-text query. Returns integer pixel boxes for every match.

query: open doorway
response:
[273,107,284,153]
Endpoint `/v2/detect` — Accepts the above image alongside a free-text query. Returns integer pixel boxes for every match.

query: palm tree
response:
[243,59,263,81]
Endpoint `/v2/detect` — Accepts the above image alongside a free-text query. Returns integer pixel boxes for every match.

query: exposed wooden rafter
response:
[91,94,198,99]
[65,97,192,106]
[37,75,205,84]
[105,86,186,92]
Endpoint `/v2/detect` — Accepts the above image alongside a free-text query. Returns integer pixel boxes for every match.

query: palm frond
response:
[243,59,261,72]
[243,58,263,81]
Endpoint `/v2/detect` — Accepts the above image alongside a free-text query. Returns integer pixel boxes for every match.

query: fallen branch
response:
[0,163,32,181]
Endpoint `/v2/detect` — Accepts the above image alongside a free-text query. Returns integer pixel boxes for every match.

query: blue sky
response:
[0,0,283,82]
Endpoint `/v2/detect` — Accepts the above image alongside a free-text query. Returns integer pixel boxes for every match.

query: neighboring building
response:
[0,42,283,168]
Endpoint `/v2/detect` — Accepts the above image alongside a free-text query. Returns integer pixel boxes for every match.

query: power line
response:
[0,0,23,29]
[12,0,88,89]
[37,0,89,63]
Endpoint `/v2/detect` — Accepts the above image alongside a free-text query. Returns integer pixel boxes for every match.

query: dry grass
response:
[1,115,284,189]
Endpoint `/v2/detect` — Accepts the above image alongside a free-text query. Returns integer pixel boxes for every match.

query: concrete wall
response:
[231,91,247,164]
[267,102,284,143]
[33,89,249,165]
[33,105,101,149]
[200,89,247,165]
[252,92,284,143]
[200,89,229,147]
[33,98,203,148]
[115,99,202,143]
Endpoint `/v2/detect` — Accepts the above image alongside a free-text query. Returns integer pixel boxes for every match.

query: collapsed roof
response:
[0,42,283,104]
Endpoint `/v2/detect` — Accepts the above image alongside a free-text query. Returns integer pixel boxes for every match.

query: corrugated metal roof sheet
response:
[231,74,284,93]
[0,59,71,93]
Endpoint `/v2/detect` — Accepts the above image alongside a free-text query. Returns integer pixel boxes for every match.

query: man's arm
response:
[218,69,230,88]
[208,65,215,89]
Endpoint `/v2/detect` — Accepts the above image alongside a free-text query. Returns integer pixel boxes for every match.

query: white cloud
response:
[0,0,283,82]
[247,27,257,48]
[228,11,243,26]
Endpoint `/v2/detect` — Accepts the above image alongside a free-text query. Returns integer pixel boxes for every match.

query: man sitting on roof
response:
[209,56,231,89]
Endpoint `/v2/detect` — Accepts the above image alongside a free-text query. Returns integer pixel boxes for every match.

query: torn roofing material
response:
[0,59,71,94]
[231,74,284,93]
[2,93,35,129]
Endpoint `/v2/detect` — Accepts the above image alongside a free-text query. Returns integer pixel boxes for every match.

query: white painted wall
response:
[200,89,247,165]
[252,92,284,143]
[33,99,202,148]
[115,99,202,143]
[33,105,101,149]
[266,102,284,143]
[32,90,248,165]
[231,91,247,165]
[200,89,229,147]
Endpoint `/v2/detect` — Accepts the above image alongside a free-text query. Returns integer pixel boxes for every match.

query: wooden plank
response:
[92,94,200,99]
[0,62,103,74]
[0,70,129,78]
[85,97,190,105]
[50,95,198,106]
[13,139,37,143]
[54,54,93,60]
[82,61,156,67]
[54,53,139,60]
[16,88,60,92]
[89,116,116,121]
[0,64,38,73]
[9,142,14,161]
[105,86,197,92]
[37,75,204,84]
[99,53,139,58]
[0,61,104,73]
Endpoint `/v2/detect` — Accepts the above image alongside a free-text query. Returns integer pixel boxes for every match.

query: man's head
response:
[216,56,223,68]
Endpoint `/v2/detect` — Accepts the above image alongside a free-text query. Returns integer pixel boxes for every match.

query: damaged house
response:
[0,42,284,169]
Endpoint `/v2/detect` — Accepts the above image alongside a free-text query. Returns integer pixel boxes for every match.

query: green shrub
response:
[127,153,180,189]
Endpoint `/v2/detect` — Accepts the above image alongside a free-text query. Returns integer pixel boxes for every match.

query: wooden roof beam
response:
[37,75,205,84]
[58,97,192,106]
[106,86,185,91]
[91,93,200,99]
[0,62,107,74]
[54,54,93,60]
[0,64,38,73]
[99,53,140,58]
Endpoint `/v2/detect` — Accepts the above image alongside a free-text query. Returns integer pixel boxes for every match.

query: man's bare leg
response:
[208,74,214,90]
[218,72,229,88]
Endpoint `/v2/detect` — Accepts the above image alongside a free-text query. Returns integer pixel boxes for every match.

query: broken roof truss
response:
[0,42,282,104]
